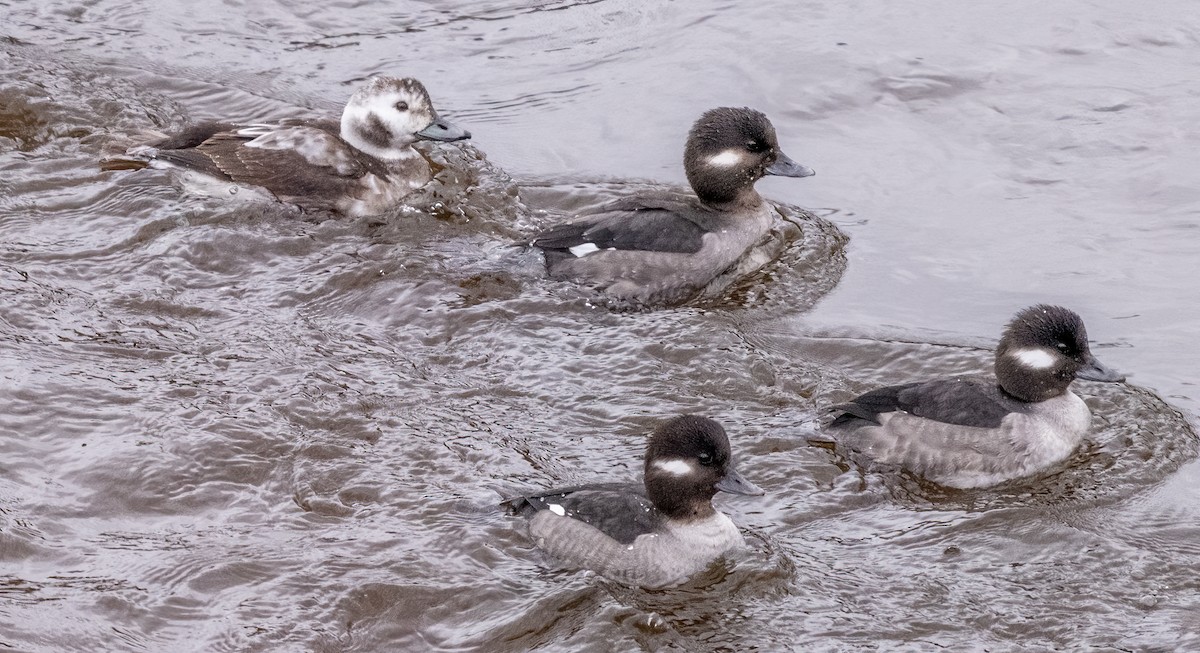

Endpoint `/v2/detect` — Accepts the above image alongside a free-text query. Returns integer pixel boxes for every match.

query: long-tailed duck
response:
[107,76,470,216]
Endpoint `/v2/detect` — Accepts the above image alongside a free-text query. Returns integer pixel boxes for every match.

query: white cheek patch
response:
[341,104,418,159]
[394,112,432,137]
[569,243,600,257]
[653,459,694,476]
[707,149,744,168]
[547,504,566,516]
[1012,347,1057,369]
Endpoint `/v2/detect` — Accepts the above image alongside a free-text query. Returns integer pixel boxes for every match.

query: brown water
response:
[3,1,1200,651]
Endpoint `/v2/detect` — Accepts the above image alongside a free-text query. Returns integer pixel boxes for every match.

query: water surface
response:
[2,1,1199,651]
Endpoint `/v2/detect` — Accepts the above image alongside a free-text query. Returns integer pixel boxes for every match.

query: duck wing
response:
[829,378,1013,429]
[150,120,387,208]
[149,121,239,150]
[502,482,664,545]
[101,121,237,173]
[530,196,709,256]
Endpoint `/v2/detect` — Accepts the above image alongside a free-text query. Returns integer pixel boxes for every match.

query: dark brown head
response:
[994,304,1124,402]
[682,107,813,206]
[642,415,763,520]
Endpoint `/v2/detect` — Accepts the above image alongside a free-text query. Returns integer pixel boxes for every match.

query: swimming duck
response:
[526,107,814,305]
[503,415,764,588]
[108,76,470,216]
[826,304,1125,489]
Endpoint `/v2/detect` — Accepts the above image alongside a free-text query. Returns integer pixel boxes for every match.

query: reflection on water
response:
[3,1,1200,651]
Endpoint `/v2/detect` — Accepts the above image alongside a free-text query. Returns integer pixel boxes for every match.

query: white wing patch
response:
[1012,347,1057,369]
[653,459,694,476]
[707,149,744,168]
[547,504,566,516]
[568,243,600,257]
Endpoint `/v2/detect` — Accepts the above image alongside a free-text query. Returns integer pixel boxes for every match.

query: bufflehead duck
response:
[826,305,1125,489]
[526,107,814,305]
[502,415,764,588]
[107,76,470,217]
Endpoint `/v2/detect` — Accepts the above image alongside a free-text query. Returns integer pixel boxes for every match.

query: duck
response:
[502,415,764,588]
[105,76,470,217]
[825,304,1125,489]
[525,107,814,305]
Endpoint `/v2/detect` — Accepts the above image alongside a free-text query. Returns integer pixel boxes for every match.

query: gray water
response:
[2,1,1200,651]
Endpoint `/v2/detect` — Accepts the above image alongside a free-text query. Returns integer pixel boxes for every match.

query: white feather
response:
[653,459,694,476]
[547,504,566,516]
[234,124,277,138]
[569,243,600,257]
[707,149,743,167]
[1013,348,1057,369]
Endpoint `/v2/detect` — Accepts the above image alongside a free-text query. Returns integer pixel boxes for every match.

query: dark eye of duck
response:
[746,140,768,153]
[394,101,409,112]
[697,452,715,466]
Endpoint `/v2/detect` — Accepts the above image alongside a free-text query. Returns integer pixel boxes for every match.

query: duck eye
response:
[394,101,409,112]
[746,140,767,153]
[697,452,715,466]
[1055,342,1071,353]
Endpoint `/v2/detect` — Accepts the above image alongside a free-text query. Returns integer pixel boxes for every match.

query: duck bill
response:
[1077,354,1125,383]
[416,117,471,142]
[765,152,815,178]
[715,467,765,496]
